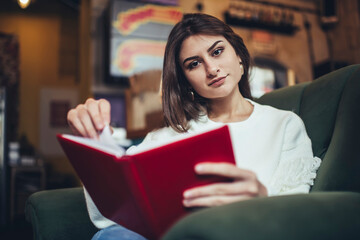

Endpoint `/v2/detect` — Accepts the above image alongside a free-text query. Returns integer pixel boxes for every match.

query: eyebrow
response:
[207,40,223,53]
[182,40,223,65]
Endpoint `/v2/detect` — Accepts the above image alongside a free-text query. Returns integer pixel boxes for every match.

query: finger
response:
[68,117,86,136]
[184,181,260,199]
[98,98,111,125]
[183,194,252,207]
[67,108,87,136]
[69,124,80,136]
[77,105,99,138]
[195,162,256,180]
[85,98,105,131]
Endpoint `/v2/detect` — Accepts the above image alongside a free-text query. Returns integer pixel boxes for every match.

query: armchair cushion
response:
[25,187,98,240]
[257,65,360,192]
[162,192,360,240]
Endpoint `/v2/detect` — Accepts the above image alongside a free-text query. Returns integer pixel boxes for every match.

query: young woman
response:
[67,13,321,240]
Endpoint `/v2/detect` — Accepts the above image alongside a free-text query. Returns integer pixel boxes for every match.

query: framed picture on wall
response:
[39,88,78,156]
[105,0,182,85]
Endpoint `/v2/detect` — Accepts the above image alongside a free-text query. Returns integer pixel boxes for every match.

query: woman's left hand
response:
[183,162,268,207]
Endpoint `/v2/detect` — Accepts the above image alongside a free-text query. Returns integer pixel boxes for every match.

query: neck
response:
[208,90,253,123]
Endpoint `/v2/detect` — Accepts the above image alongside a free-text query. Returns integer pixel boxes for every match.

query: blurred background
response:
[0,0,359,238]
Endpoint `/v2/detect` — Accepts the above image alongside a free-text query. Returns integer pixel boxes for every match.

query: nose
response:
[205,60,219,78]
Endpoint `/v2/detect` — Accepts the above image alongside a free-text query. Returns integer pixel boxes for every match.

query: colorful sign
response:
[110,0,182,77]
[113,4,182,35]
[114,39,166,75]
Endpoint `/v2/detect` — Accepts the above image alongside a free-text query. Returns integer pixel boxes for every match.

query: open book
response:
[57,125,236,239]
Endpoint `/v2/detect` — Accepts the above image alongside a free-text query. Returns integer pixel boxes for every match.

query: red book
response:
[57,125,236,239]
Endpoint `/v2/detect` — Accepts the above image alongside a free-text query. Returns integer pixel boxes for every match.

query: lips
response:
[208,74,229,86]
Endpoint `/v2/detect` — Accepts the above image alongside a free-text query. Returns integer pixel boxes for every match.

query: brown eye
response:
[212,48,223,56]
[189,60,200,69]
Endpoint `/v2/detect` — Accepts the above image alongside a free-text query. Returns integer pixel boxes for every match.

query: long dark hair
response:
[162,13,252,133]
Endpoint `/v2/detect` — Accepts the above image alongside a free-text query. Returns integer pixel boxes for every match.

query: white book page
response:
[61,125,125,157]
[125,125,224,156]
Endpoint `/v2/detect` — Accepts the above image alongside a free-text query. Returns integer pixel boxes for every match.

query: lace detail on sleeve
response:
[268,156,322,196]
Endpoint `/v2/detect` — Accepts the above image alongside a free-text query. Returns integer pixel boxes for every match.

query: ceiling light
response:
[17,0,31,9]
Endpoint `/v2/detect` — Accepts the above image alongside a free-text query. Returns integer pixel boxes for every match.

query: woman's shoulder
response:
[250,100,306,132]
[252,100,300,121]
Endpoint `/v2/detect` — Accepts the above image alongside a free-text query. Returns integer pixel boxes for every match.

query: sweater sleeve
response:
[83,187,116,229]
[267,113,321,196]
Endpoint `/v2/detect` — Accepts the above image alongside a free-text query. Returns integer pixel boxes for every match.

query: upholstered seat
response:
[26,65,360,240]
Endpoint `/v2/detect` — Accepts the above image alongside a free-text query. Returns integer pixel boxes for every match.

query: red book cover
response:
[57,125,236,239]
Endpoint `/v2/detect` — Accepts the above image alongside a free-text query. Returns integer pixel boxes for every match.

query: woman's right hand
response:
[67,98,111,138]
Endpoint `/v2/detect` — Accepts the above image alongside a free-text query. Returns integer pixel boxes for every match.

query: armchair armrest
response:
[25,187,98,240]
[162,192,360,240]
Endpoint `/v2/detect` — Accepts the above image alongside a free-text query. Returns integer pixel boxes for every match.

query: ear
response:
[239,62,244,75]
[237,56,244,74]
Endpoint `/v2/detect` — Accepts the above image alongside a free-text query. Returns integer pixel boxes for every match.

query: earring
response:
[239,62,243,67]
[189,91,194,101]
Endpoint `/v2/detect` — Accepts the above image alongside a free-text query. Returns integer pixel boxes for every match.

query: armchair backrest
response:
[257,64,360,193]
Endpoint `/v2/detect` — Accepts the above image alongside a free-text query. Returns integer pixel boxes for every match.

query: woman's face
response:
[179,34,243,100]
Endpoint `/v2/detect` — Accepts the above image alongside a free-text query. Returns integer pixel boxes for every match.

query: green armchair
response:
[26,65,360,240]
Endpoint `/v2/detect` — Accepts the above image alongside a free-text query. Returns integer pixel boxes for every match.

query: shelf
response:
[224,12,299,35]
